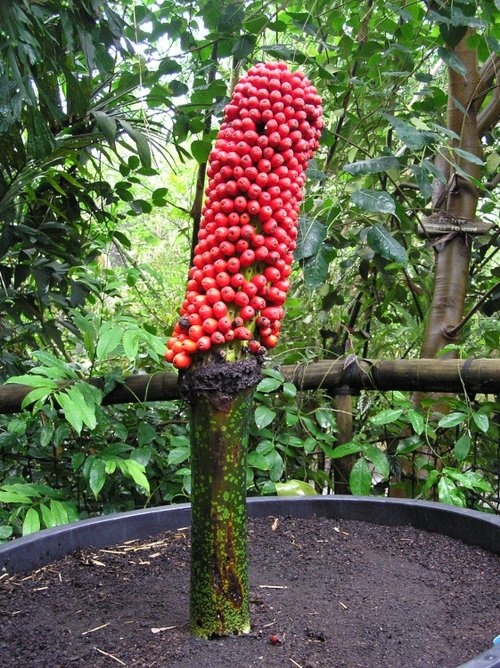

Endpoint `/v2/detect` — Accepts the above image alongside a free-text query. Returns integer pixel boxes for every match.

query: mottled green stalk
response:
[189,384,255,638]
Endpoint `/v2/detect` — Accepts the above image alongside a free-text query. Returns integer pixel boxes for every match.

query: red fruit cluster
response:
[166,62,323,370]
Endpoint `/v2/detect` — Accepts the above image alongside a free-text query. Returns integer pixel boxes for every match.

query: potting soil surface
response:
[1,515,499,668]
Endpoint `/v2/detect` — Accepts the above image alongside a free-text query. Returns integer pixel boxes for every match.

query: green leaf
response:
[352,189,396,214]
[0,525,13,540]
[366,225,406,264]
[247,451,270,470]
[22,508,40,536]
[120,460,150,493]
[69,385,98,430]
[303,246,333,289]
[454,433,471,461]
[256,377,282,393]
[231,35,256,59]
[138,423,157,446]
[93,110,117,142]
[453,148,484,165]
[295,218,327,261]
[438,412,467,428]
[191,139,212,164]
[130,447,152,466]
[275,480,317,496]
[56,390,83,434]
[438,477,466,507]
[254,405,277,429]
[49,499,68,526]
[384,114,437,150]
[438,47,468,77]
[2,483,40,498]
[349,458,372,495]
[0,490,32,504]
[370,409,404,426]
[167,446,190,466]
[243,15,268,33]
[40,503,56,529]
[6,375,58,390]
[343,156,399,175]
[89,459,106,498]
[282,382,297,399]
[412,165,433,199]
[96,325,123,360]
[396,435,423,455]
[123,330,140,361]
[439,23,467,48]
[472,412,489,433]
[120,119,151,168]
[364,444,390,479]
[329,442,364,459]
[21,387,53,410]
[407,409,425,435]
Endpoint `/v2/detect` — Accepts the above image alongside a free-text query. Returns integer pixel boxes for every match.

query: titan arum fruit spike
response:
[166,62,323,369]
[166,63,323,639]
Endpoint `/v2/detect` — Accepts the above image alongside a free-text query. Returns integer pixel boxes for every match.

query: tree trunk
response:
[420,30,482,360]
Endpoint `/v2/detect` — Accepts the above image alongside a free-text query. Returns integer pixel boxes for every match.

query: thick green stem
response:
[182,359,261,638]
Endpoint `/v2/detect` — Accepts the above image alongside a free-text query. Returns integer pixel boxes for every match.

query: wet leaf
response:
[352,189,396,214]
[367,225,406,264]
[275,479,317,496]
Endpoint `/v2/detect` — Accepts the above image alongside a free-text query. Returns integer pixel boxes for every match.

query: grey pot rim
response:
[1,496,499,668]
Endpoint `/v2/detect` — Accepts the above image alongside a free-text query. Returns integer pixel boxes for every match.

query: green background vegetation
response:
[0,0,498,540]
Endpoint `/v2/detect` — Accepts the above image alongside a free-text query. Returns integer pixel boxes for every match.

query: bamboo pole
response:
[1,358,500,413]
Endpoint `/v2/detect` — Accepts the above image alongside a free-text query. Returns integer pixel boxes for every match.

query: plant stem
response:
[181,358,261,638]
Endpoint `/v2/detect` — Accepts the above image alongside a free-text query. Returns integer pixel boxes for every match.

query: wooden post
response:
[330,388,356,494]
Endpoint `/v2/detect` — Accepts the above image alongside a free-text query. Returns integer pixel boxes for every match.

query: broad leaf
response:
[89,459,106,498]
[352,189,396,214]
[407,409,425,436]
[275,479,317,496]
[303,247,332,289]
[191,139,212,164]
[367,225,406,264]
[453,148,484,166]
[438,412,467,428]
[22,508,40,536]
[364,444,390,479]
[472,412,489,433]
[454,434,471,462]
[295,218,327,261]
[349,458,372,495]
[343,156,399,175]
[254,405,276,429]
[56,391,83,434]
[329,442,364,459]
[96,325,123,360]
[167,446,190,466]
[247,451,270,470]
[370,408,404,426]
[438,47,468,77]
[438,477,466,507]
[257,377,282,393]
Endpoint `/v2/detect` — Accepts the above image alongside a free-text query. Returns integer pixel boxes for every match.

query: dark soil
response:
[1,515,499,668]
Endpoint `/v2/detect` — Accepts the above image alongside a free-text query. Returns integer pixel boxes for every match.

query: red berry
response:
[212,301,228,319]
[198,336,212,351]
[173,352,192,369]
[240,305,255,321]
[188,325,204,341]
[211,331,225,345]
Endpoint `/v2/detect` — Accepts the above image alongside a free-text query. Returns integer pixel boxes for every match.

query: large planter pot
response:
[1,496,499,668]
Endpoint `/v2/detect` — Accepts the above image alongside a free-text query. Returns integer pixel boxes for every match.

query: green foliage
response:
[0,0,499,539]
